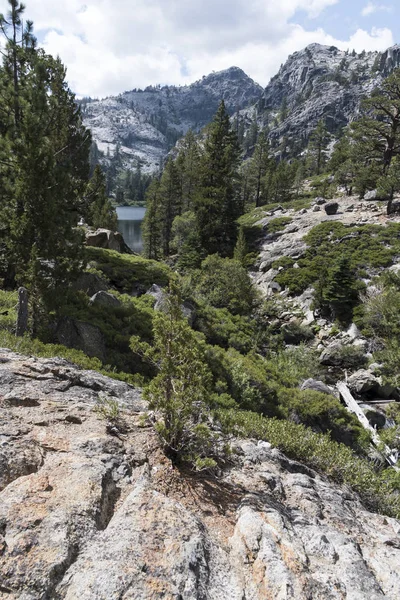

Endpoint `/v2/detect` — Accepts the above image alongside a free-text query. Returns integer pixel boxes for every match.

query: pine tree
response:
[307,119,330,175]
[175,129,201,212]
[248,131,273,207]
[0,1,91,304]
[233,227,249,267]
[195,100,241,256]
[158,158,182,256]
[142,179,162,260]
[322,257,359,324]
[350,69,400,195]
[86,165,117,230]
[132,282,216,467]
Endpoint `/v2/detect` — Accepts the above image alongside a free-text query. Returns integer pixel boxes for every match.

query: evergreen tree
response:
[233,227,249,267]
[142,179,162,259]
[0,1,91,304]
[86,165,117,230]
[248,132,273,207]
[321,257,359,324]
[195,100,241,256]
[158,157,182,256]
[132,282,216,467]
[350,69,400,195]
[307,119,330,175]
[175,129,201,212]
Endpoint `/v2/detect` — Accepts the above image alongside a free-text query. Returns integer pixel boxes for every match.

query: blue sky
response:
[0,0,397,97]
[293,1,398,42]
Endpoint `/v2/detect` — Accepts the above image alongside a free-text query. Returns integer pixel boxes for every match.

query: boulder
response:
[85,229,131,253]
[324,202,339,215]
[347,369,381,395]
[347,369,399,400]
[146,285,195,324]
[90,291,121,308]
[55,317,106,362]
[300,379,337,397]
[312,205,321,212]
[315,197,326,205]
[387,201,400,215]
[364,190,378,201]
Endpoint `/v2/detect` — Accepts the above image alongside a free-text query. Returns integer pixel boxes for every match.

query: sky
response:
[0,0,398,98]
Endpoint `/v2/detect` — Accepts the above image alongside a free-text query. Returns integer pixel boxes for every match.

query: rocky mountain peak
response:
[82,66,262,172]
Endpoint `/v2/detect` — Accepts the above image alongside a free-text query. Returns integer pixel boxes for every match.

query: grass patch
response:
[218,408,400,519]
[0,329,140,384]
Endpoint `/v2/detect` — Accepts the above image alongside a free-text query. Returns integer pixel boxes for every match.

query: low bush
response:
[85,247,171,293]
[217,408,400,518]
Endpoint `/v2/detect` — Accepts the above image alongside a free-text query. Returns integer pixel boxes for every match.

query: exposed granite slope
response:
[1,349,400,599]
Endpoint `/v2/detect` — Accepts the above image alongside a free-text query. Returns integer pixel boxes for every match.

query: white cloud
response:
[361,2,392,17]
[0,0,395,97]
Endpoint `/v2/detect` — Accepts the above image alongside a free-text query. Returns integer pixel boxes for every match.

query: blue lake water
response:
[116,206,146,253]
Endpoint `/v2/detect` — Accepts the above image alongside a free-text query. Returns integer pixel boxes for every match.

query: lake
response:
[116,206,146,253]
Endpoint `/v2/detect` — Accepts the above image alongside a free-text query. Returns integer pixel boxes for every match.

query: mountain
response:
[82,66,263,172]
[83,44,400,174]
[257,43,400,153]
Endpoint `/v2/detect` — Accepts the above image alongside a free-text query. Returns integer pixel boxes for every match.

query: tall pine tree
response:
[0,1,91,302]
[195,100,241,256]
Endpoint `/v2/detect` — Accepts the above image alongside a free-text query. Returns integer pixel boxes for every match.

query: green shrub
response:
[217,409,400,518]
[0,330,140,384]
[277,388,370,449]
[274,221,400,298]
[85,247,170,293]
[193,254,257,316]
[0,290,18,332]
[266,217,293,234]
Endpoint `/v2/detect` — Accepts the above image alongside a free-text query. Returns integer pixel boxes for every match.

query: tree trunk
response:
[16,286,28,336]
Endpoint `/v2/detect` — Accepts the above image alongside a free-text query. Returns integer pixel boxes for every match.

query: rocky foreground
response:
[1,349,400,599]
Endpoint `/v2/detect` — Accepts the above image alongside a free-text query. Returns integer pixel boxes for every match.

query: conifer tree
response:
[131,282,216,467]
[85,165,117,230]
[142,179,162,259]
[158,157,182,256]
[350,69,400,196]
[248,131,273,207]
[307,119,330,175]
[0,1,91,301]
[175,129,201,212]
[195,100,241,256]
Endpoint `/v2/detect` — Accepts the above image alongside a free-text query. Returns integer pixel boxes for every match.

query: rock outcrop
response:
[82,66,263,172]
[259,43,400,151]
[1,349,400,599]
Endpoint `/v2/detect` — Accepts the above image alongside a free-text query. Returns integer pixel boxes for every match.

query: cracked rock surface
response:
[1,349,399,599]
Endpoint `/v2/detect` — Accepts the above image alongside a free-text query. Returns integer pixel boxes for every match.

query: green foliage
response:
[0,289,17,331]
[277,388,370,448]
[0,2,91,304]
[0,329,138,384]
[217,409,400,518]
[85,247,170,293]
[266,217,293,234]
[275,221,400,298]
[307,119,330,175]
[349,68,400,195]
[316,256,359,325]
[94,394,120,422]
[142,179,163,260]
[193,254,257,316]
[133,284,219,467]
[194,304,255,353]
[86,165,117,230]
